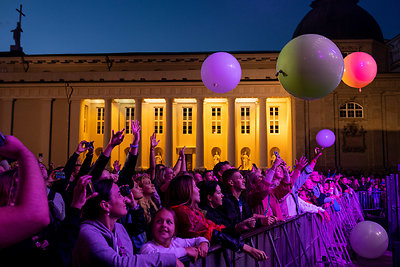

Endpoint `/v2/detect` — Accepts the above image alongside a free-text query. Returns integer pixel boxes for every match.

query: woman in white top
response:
[140,207,209,261]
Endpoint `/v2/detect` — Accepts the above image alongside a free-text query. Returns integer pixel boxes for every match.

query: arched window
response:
[339,102,363,118]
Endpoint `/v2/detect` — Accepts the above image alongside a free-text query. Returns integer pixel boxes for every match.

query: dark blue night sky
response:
[1,0,399,54]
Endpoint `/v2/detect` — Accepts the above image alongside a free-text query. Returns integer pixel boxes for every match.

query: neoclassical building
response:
[1,0,399,175]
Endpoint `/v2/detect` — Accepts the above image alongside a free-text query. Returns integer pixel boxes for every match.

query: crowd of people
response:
[0,120,376,266]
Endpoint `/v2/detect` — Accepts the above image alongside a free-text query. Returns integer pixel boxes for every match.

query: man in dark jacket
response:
[220,169,272,234]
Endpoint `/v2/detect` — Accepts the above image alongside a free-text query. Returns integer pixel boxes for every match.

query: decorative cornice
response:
[0,81,285,99]
[0,52,279,66]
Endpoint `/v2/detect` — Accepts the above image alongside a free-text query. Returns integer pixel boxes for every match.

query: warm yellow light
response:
[267,98,289,104]
[144,99,166,104]
[236,98,258,103]
[174,98,197,103]
[86,99,105,104]
[204,98,228,103]
[114,99,136,104]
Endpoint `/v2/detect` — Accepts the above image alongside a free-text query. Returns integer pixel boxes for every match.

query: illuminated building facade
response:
[1,0,399,174]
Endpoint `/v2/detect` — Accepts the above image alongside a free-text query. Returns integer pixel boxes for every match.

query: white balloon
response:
[350,221,388,259]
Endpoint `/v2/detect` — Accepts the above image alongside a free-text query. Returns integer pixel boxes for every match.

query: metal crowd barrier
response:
[315,193,364,266]
[181,194,364,267]
[357,190,387,213]
[386,174,400,256]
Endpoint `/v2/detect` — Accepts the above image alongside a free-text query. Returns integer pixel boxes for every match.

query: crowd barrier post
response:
[293,220,312,266]
[387,174,400,251]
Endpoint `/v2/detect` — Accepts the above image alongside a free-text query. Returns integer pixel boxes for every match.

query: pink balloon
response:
[342,52,377,90]
[201,52,242,93]
[316,129,335,148]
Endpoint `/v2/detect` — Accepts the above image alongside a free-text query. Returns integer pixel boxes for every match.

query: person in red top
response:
[165,174,268,261]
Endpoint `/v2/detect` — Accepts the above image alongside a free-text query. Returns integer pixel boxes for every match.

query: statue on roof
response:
[10,5,25,52]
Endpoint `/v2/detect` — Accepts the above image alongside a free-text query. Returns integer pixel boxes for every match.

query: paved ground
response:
[350,251,392,267]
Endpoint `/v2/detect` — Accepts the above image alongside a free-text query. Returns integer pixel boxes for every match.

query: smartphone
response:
[274,151,280,158]
[84,141,94,149]
[87,180,95,195]
[55,171,66,179]
[0,131,5,147]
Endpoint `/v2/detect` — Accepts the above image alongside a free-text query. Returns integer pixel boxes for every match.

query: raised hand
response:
[71,175,98,210]
[295,156,308,171]
[314,147,323,156]
[75,140,89,154]
[124,191,138,209]
[272,156,284,169]
[110,129,125,147]
[131,120,141,145]
[179,146,186,158]
[150,132,160,149]
[113,160,121,173]
[281,161,290,174]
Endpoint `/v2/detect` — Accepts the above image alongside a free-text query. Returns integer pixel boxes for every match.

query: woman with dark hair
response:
[198,181,231,232]
[72,179,177,267]
[166,175,268,262]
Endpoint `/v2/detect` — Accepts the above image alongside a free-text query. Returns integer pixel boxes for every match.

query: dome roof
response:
[293,0,384,42]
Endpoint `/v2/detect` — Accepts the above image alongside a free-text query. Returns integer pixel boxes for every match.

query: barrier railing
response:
[357,190,387,213]
[316,193,364,266]
[181,193,363,267]
[386,174,400,252]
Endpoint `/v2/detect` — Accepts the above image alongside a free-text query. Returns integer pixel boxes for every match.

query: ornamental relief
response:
[342,123,366,153]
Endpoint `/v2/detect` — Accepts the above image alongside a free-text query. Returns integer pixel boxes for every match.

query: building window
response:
[154,107,164,134]
[125,107,135,134]
[340,102,363,118]
[96,107,105,134]
[182,107,193,134]
[269,107,279,134]
[83,105,88,133]
[211,107,222,134]
[241,107,250,134]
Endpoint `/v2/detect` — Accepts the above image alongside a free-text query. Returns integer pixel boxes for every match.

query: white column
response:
[259,97,268,169]
[228,97,236,166]
[165,98,173,166]
[195,98,204,170]
[135,98,143,168]
[103,98,112,149]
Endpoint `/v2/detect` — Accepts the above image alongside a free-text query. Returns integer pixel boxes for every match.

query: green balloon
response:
[276,34,344,100]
